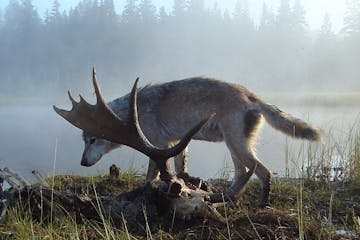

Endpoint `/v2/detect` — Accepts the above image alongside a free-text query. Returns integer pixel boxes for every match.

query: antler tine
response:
[92,67,108,107]
[67,91,77,105]
[53,91,77,121]
[53,105,69,120]
[129,77,140,126]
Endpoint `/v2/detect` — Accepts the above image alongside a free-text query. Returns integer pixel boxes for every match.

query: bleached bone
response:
[169,164,257,222]
[0,169,22,190]
[170,187,226,223]
[4,167,31,187]
[31,170,49,187]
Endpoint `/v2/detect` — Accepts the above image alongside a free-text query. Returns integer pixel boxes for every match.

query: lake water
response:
[0,97,359,181]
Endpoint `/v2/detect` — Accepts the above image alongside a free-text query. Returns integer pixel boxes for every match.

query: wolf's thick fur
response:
[82,77,321,204]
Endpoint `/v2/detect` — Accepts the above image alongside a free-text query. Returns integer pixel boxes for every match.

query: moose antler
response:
[54,68,213,178]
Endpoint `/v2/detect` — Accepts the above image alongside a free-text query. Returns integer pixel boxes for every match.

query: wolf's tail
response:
[257,102,321,141]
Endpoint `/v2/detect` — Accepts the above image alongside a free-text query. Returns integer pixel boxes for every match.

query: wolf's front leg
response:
[174,146,204,189]
[146,159,160,182]
[174,146,189,175]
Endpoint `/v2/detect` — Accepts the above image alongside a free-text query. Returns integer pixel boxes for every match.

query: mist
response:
[0,0,359,179]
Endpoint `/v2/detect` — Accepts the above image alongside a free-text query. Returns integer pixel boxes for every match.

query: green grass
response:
[0,122,359,239]
[50,168,144,195]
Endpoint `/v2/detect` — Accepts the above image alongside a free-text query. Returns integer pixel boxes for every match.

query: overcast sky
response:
[0,0,346,32]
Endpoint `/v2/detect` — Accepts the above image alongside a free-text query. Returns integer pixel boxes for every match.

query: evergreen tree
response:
[233,0,253,35]
[158,6,168,23]
[50,0,61,22]
[310,13,340,89]
[172,0,187,17]
[343,0,360,88]
[0,7,3,28]
[122,0,140,24]
[210,2,222,21]
[320,13,334,38]
[188,0,205,17]
[343,0,360,35]
[291,0,307,33]
[259,3,275,31]
[223,8,231,24]
[276,0,291,31]
[139,0,157,24]
[0,0,43,90]
[102,0,116,18]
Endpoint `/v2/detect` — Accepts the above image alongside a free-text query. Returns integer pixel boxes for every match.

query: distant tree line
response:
[0,0,359,97]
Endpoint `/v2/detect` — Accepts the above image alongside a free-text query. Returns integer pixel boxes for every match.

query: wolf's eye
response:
[89,138,96,144]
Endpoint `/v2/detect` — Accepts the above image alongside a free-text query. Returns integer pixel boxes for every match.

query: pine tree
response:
[344,0,360,35]
[139,0,157,24]
[188,0,205,18]
[122,0,140,24]
[0,0,43,87]
[291,0,307,33]
[223,8,231,24]
[158,6,168,23]
[51,0,61,21]
[276,0,291,31]
[210,2,222,21]
[233,0,253,33]
[320,13,333,39]
[0,7,3,28]
[172,0,186,17]
[101,0,116,19]
[259,3,275,31]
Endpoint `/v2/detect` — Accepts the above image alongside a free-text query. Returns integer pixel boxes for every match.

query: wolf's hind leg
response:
[146,159,160,182]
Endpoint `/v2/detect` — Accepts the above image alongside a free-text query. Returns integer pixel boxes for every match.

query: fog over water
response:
[0,0,359,179]
[1,100,359,180]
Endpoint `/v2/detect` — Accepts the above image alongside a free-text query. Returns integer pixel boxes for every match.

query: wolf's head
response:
[81,131,120,166]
